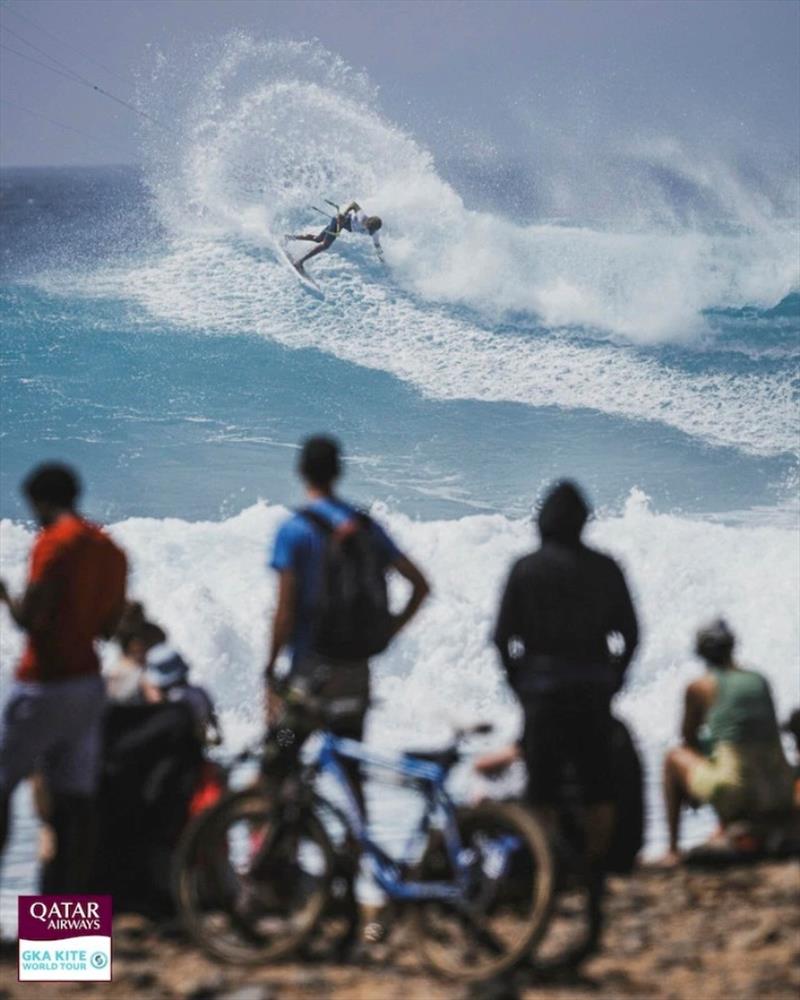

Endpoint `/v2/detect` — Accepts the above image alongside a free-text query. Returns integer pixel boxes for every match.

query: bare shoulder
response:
[687,674,716,707]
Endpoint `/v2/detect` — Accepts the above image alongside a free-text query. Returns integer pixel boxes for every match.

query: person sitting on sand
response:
[286,201,383,271]
[142,641,222,748]
[662,619,794,864]
[106,602,166,704]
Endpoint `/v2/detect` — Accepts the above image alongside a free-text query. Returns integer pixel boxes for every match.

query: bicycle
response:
[173,722,555,982]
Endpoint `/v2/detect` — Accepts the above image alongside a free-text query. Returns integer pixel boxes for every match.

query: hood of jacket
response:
[538,480,590,545]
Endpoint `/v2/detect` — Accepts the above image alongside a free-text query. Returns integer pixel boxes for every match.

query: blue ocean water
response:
[1,169,796,525]
[1,37,799,928]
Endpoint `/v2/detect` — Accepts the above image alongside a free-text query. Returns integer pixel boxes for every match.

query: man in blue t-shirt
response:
[264,435,430,798]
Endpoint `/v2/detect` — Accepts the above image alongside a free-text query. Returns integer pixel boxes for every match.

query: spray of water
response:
[137,34,798,342]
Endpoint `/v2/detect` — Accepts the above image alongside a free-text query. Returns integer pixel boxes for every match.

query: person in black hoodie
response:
[493,480,639,950]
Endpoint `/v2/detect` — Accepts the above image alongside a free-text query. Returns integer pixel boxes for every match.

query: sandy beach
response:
[3,860,798,999]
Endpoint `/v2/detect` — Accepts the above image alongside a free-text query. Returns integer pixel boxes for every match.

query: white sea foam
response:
[56,34,796,459]
[135,33,798,342]
[71,236,797,459]
[2,492,798,849]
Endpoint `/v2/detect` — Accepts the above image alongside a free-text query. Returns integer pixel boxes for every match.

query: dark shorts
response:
[287,653,369,722]
[0,675,106,797]
[264,655,369,782]
[522,690,614,806]
[317,217,341,248]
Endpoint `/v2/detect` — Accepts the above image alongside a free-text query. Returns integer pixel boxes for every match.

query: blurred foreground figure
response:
[662,619,794,864]
[263,435,430,804]
[493,479,639,953]
[261,434,430,951]
[0,463,127,892]
[143,640,222,747]
[106,601,164,704]
[96,607,223,914]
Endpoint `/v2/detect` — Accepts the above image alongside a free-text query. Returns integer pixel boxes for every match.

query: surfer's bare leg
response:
[297,242,329,268]
[287,233,320,242]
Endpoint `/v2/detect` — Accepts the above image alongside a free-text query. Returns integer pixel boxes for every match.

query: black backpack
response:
[300,508,394,660]
[606,716,645,874]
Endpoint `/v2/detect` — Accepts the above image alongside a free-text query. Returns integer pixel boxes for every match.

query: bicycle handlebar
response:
[218,716,493,769]
[453,721,494,742]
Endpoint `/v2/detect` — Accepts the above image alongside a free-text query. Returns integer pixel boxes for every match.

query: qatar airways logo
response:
[28,899,102,931]
[18,895,112,982]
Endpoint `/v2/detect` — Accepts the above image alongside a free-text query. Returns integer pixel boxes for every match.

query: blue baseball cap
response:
[145,643,189,688]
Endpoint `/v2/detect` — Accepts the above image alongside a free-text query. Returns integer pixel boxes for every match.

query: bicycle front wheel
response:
[410,799,554,982]
[173,787,335,964]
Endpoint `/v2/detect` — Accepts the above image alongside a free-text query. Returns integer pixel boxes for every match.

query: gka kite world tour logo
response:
[18,895,112,982]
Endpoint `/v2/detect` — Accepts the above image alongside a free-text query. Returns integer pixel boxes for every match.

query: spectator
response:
[0,463,127,892]
[142,641,222,747]
[263,434,430,806]
[662,619,794,864]
[493,479,639,953]
[106,603,165,705]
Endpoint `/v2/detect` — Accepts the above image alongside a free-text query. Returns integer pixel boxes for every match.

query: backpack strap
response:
[298,506,373,536]
[297,508,334,535]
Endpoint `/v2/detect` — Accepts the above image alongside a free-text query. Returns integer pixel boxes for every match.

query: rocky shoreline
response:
[2,860,798,999]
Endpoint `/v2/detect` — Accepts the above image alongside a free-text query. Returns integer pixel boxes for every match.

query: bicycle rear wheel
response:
[173,787,335,964]
[410,800,554,982]
[531,879,597,971]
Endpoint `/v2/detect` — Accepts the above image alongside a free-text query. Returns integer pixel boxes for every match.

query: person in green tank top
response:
[661,619,794,865]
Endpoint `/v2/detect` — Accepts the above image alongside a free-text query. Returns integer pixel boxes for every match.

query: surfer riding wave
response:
[286,200,384,272]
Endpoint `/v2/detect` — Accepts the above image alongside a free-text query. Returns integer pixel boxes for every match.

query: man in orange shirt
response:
[0,464,127,892]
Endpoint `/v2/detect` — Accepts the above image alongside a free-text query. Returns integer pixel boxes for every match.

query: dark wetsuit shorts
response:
[317,215,346,248]
[522,689,615,806]
[317,213,356,248]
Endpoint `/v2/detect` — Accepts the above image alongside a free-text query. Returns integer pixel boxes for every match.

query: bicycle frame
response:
[313,732,469,903]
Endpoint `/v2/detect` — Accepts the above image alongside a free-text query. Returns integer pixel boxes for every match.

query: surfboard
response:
[278,244,324,298]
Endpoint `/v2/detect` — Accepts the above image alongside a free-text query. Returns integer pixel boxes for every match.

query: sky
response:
[0,0,798,168]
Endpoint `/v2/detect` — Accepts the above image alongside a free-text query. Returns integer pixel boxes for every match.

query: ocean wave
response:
[2,490,798,757]
[135,34,798,344]
[18,34,797,461]
[71,237,798,458]
[44,33,794,460]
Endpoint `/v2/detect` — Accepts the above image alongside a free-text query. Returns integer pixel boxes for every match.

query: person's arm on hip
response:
[389,555,430,636]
